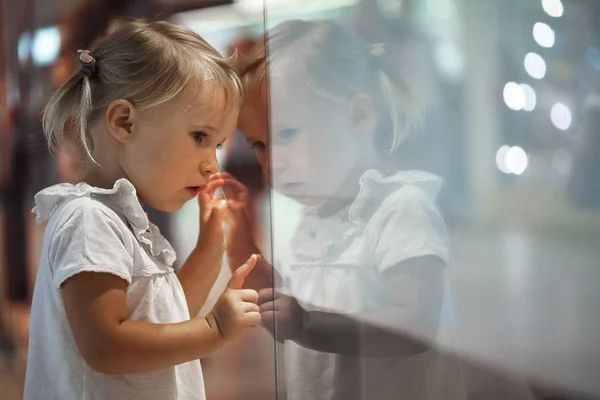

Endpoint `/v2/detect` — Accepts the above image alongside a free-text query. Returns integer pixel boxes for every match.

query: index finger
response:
[228,254,258,290]
[205,178,225,195]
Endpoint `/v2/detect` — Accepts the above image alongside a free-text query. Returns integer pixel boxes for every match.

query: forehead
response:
[163,86,239,132]
[269,63,343,127]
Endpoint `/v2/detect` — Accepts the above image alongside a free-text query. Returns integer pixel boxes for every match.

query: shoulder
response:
[366,183,449,263]
[350,169,445,229]
[51,196,132,242]
[372,183,445,229]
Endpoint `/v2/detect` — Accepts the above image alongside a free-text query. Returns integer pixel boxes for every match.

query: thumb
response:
[228,254,258,289]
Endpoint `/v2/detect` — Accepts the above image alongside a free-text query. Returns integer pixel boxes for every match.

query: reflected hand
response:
[209,172,249,213]
[258,288,307,343]
[250,256,284,291]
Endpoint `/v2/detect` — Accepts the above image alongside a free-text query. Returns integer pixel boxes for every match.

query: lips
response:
[186,185,206,197]
[279,182,304,194]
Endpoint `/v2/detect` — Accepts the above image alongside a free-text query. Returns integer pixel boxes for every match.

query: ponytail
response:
[374,64,422,156]
[42,71,96,163]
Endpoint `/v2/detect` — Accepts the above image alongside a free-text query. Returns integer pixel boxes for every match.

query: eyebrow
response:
[271,125,297,134]
[192,125,219,132]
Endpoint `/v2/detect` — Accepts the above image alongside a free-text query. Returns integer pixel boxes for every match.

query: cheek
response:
[127,131,188,176]
[131,121,170,155]
[309,139,359,189]
[130,139,172,172]
[313,162,346,189]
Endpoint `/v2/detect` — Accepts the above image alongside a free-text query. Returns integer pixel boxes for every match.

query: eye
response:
[278,129,298,141]
[191,131,208,143]
[216,142,224,150]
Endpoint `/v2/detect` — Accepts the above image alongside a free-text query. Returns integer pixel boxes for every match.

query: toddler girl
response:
[24,20,260,400]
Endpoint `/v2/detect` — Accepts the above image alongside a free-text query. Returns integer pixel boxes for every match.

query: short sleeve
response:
[370,186,449,274]
[49,199,134,289]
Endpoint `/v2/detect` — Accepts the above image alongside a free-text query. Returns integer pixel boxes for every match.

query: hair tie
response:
[77,49,97,77]
[369,43,385,70]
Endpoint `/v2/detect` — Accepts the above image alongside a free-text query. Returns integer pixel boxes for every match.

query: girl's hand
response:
[258,288,307,343]
[209,172,258,270]
[194,177,227,269]
[210,255,261,342]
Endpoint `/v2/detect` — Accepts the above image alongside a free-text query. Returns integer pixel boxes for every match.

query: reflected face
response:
[238,81,271,183]
[121,90,237,212]
[238,64,365,206]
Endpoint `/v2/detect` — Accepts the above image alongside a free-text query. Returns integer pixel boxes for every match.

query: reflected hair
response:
[43,19,243,163]
[237,19,420,156]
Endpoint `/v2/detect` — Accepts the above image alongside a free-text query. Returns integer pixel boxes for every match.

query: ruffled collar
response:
[348,169,443,226]
[32,178,177,266]
[292,169,443,261]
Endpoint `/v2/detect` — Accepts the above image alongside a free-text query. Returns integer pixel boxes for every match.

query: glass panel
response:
[172,4,281,399]
[238,0,600,399]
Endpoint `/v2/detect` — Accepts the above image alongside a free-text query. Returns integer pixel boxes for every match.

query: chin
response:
[279,192,323,206]
[297,197,326,206]
[161,205,184,213]
[146,199,185,214]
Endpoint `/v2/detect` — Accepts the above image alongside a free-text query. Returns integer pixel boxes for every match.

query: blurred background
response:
[2,0,600,399]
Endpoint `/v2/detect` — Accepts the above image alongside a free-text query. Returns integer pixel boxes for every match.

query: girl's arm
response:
[177,247,223,317]
[62,272,223,374]
[177,180,226,317]
[61,258,259,375]
[260,255,444,357]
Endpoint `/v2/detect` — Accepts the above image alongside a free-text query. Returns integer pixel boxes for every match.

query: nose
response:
[200,151,219,177]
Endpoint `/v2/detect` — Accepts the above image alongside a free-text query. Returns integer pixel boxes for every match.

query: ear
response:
[348,93,375,136]
[105,99,137,144]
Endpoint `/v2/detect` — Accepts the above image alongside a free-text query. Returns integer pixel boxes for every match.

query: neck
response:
[307,186,360,219]
[307,161,377,219]
[79,159,127,191]
[80,163,145,205]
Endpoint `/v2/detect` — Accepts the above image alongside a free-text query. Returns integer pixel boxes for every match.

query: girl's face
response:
[109,89,237,213]
[239,64,374,207]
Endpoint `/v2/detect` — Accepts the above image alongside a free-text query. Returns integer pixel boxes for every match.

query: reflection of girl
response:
[227,19,466,400]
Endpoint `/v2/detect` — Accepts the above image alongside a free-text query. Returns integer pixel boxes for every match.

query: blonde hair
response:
[43,19,243,162]
[237,19,420,156]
